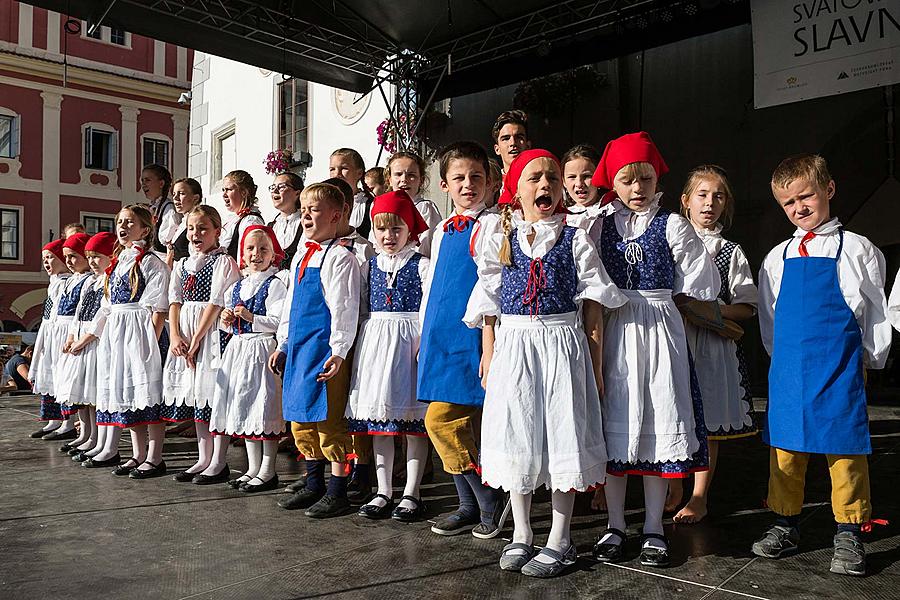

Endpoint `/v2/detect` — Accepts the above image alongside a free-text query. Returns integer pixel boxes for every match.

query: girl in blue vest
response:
[467,150,627,577]
[347,190,431,522]
[418,141,507,539]
[589,133,719,568]
[162,205,241,483]
[211,225,288,492]
[270,182,362,519]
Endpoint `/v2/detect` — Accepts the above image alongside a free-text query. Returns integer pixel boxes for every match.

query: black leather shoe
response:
[112,458,141,476]
[68,446,88,456]
[82,454,121,468]
[31,427,57,439]
[284,475,308,493]
[358,494,394,519]
[593,528,628,563]
[240,475,280,493]
[278,487,324,510]
[191,465,230,485]
[72,451,93,462]
[130,460,167,479]
[173,470,199,483]
[227,477,248,489]
[639,533,670,568]
[59,441,78,452]
[305,494,353,519]
[391,495,427,523]
[43,428,78,441]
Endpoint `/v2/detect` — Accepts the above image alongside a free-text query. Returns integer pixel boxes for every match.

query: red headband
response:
[498,149,567,214]
[239,225,285,269]
[84,232,117,256]
[371,190,429,242]
[42,239,66,262]
[592,132,668,202]
[62,232,90,257]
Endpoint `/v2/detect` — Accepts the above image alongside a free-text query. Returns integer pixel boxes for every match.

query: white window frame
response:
[141,133,172,169]
[81,22,132,48]
[82,123,118,172]
[0,108,21,160]
[0,204,24,265]
[80,212,116,236]
[210,120,236,186]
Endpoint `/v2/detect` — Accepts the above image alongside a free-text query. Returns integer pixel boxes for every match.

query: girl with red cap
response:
[28,238,74,439]
[85,205,171,478]
[465,149,626,577]
[53,233,101,453]
[346,190,431,522]
[210,225,289,492]
[162,205,241,484]
[588,132,719,568]
[59,232,117,462]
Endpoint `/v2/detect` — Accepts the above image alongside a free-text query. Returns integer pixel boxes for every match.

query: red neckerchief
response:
[237,207,252,218]
[443,214,474,233]
[105,244,146,276]
[296,241,322,284]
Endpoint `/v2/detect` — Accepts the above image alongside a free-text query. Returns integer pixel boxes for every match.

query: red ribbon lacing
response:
[522,258,546,317]
[343,453,360,476]
[861,518,889,533]
[443,214,473,234]
[385,291,393,306]
[296,241,321,284]
[468,462,483,477]
[184,274,197,293]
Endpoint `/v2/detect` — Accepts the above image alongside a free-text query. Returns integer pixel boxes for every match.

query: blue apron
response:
[282,240,336,423]
[417,216,485,407]
[765,230,870,455]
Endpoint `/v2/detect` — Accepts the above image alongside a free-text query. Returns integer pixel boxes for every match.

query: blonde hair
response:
[301,182,346,211]
[679,165,735,231]
[106,204,154,300]
[498,203,515,266]
[617,161,657,183]
[187,204,223,230]
[771,154,832,191]
[224,169,258,211]
[372,212,405,229]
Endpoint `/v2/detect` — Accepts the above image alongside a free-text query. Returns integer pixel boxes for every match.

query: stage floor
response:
[2,394,899,599]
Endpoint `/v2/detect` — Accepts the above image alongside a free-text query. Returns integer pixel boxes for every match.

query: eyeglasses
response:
[269,183,295,193]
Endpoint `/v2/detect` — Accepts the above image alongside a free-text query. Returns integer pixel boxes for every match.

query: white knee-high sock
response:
[510,491,534,545]
[642,476,668,537]
[600,475,628,544]
[544,491,576,553]
[242,440,262,482]
[139,422,166,468]
[253,440,278,482]
[43,419,62,432]
[93,425,122,461]
[201,433,230,475]
[87,421,107,456]
[128,425,149,465]
[57,414,77,433]
[367,435,395,508]
[400,436,429,507]
[72,408,91,445]
[187,420,213,474]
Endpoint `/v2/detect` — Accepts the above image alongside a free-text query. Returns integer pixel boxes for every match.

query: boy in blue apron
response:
[419,142,508,538]
[270,182,362,519]
[755,154,891,576]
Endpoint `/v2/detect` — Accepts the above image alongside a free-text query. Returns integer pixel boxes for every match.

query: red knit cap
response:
[42,239,65,262]
[62,232,90,257]
[591,132,669,192]
[371,190,429,242]
[239,225,284,269]
[84,232,117,256]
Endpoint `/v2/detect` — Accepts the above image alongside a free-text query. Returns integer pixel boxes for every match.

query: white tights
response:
[601,475,668,549]
[365,435,430,510]
[509,490,575,562]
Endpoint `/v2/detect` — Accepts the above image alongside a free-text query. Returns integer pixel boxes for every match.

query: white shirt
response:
[349,192,371,229]
[759,217,890,368]
[414,197,442,258]
[276,238,361,359]
[169,249,240,307]
[103,242,171,313]
[567,202,616,246]
[693,224,758,309]
[221,211,266,252]
[44,273,71,324]
[600,197,720,299]
[271,210,303,250]
[464,213,627,326]
[155,199,182,247]
[221,267,288,334]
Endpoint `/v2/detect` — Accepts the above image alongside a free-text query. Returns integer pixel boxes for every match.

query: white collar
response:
[513,214,567,258]
[245,265,280,282]
[693,223,723,238]
[793,217,841,237]
[276,210,301,224]
[612,192,663,216]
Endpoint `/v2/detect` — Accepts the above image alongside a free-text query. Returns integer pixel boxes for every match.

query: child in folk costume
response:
[142,164,181,258]
[269,183,362,518]
[466,150,627,577]
[267,172,305,269]
[563,144,615,247]
[163,206,241,484]
[220,170,265,259]
[347,191,431,522]
[383,152,442,257]
[166,178,203,269]
[28,239,75,439]
[669,165,758,524]
[84,205,171,479]
[330,148,375,238]
[212,226,289,492]
[59,233,116,461]
[54,233,103,454]
[755,155,890,577]
[590,132,719,568]
[418,141,507,539]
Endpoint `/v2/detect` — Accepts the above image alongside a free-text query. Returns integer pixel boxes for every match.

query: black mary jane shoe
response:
[592,528,628,563]
[111,458,141,476]
[59,441,79,453]
[81,453,121,468]
[42,428,78,441]
[72,451,94,462]
[68,446,89,456]
[31,427,58,439]
[639,533,671,568]
[358,494,395,519]
[129,460,167,479]
[173,470,200,483]
[191,465,230,485]
[239,475,280,493]
[227,477,249,489]
[391,495,427,523]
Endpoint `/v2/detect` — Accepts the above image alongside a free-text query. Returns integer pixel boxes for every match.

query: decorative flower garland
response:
[264,148,294,175]
[376,113,414,154]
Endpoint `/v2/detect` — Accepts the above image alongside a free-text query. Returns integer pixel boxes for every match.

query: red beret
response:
[42,239,65,262]
[591,131,669,192]
[371,190,429,242]
[239,225,284,270]
[84,232,117,256]
[62,232,90,257]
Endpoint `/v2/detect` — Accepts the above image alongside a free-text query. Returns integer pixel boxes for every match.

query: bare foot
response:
[664,480,684,513]
[590,487,608,512]
[673,496,708,523]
